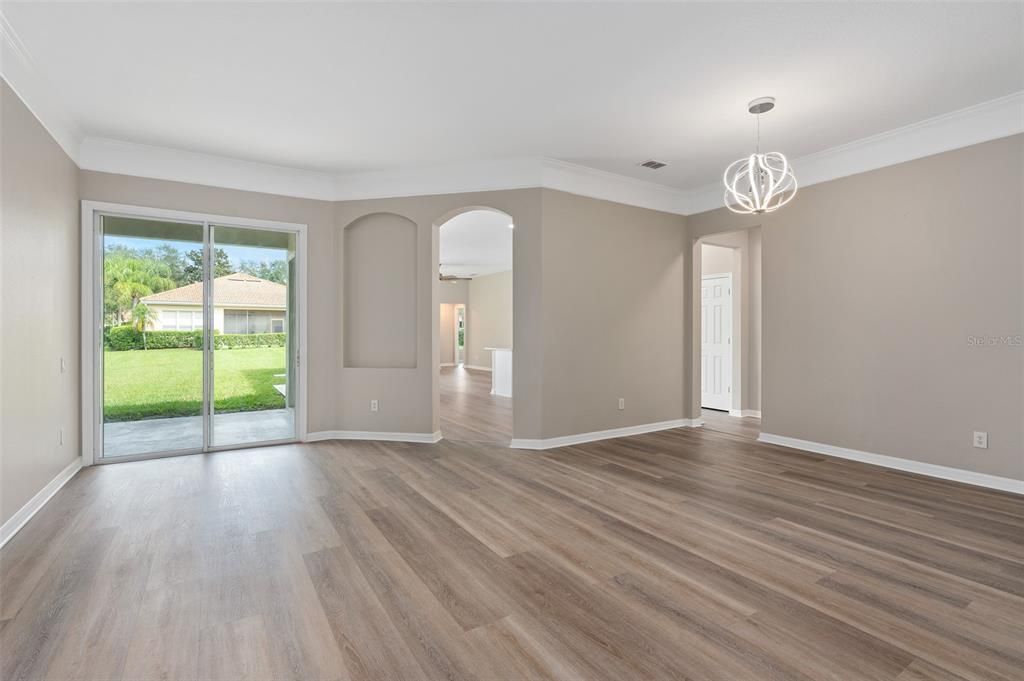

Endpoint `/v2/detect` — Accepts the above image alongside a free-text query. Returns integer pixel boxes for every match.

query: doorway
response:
[455,304,466,365]
[694,230,762,424]
[436,208,513,443]
[82,202,307,463]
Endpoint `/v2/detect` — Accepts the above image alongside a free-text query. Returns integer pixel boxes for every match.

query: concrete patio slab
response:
[103,408,295,458]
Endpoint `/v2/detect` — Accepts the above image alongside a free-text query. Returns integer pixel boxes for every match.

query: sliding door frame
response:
[80,200,308,466]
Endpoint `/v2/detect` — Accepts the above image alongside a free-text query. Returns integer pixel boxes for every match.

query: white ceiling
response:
[439,210,513,278]
[2,2,1022,194]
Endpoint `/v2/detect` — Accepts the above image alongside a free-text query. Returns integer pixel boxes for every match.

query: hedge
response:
[214,332,286,349]
[107,325,203,351]
[105,325,285,351]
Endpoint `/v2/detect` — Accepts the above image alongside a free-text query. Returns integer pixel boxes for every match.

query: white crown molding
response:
[306,430,443,444]
[0,456,82,549]
[0,11,82,163]
[334,157,543,202]
[540,158,692,215]
[758,432,1023,495]
[79,137,340,201]
[78,140,692,214]
[686,91,1024,214]
[510,418,703,450]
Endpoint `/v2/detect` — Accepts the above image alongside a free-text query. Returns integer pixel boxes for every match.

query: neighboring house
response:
[142,272,287,334]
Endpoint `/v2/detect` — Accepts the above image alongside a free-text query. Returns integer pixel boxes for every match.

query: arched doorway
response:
[435,207,514,443]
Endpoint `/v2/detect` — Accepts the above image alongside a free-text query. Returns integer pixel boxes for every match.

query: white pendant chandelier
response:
[723,97,797,214]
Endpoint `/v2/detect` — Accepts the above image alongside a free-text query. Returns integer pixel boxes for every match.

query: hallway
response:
[700,408,762,440]
[440,366,512,443]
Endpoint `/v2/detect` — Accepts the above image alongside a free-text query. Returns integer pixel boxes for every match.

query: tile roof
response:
[142,272,286,308]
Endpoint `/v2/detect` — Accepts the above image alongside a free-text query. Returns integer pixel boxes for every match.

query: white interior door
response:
[701,274,732,411]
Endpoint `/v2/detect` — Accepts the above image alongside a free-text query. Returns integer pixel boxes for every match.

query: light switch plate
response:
[973,431,988,449]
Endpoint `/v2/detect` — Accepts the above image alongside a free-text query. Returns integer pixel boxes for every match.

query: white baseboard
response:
[306,430,443,444]
[0,456,82,549]
[463,364,492,372]
[728,409,762,418]
[757,432,1024,495]
[440,362,455,367]
[511,418,703,450]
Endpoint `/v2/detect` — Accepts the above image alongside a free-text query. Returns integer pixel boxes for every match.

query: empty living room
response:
[2,2,1022,680]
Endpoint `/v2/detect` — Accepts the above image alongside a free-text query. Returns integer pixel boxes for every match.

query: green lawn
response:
[103,347,286,422]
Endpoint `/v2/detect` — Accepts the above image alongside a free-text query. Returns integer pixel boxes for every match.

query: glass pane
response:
[210,225,296,447]
[101,215,204,458]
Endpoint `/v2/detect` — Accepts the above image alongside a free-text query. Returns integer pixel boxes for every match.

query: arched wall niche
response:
[342,211,418,368]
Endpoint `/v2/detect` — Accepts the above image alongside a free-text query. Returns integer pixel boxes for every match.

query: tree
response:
[103,248,176,325]
[154,244,187,286]
[131,303,155,350]
[182,248,231,283]
[239,259,288,284]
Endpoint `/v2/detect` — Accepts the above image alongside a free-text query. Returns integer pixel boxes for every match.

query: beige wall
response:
[466,270,512,369]
[1,80,81,526]
[748,228,762,411]
[439,279,468,305]
[688,134,1024,480]
[539,189,687,439]
[439,303,457,365]
[701,243,734,274]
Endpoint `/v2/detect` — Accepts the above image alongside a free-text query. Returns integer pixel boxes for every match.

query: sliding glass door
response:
[94,210,301,461]
[210,225,297,448]
[101,216,206,458]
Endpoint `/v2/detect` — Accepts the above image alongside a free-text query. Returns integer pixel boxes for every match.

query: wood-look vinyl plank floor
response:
[439,366,512,443]
[2,413,1022,680]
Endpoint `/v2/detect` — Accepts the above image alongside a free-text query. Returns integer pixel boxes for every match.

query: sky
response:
[105,235,286,268]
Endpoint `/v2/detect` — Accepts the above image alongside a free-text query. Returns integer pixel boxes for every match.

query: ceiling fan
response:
[439,265,474,281]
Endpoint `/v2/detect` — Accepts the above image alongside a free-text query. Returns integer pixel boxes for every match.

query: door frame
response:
[80,200,308,466]
[700,272,733,411]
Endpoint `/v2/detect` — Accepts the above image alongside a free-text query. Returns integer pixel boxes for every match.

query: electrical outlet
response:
[370,399,379,413]
[973,431,988,449]
[618,398,625,410]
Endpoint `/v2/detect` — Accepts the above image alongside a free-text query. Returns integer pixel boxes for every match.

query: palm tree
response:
[104,249,176,324]
[131,303,155,350]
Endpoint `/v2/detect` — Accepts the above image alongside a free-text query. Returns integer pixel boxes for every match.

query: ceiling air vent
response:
[639,159,668,170]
